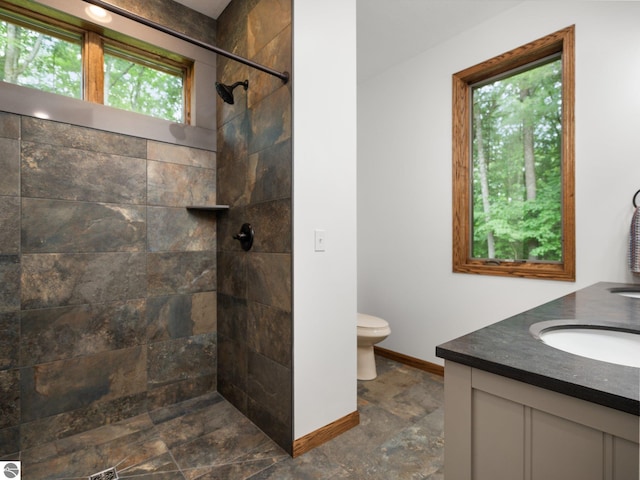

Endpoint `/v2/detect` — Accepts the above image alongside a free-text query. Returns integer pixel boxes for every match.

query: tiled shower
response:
[216,0,293,453]
[0,115,218,455]
[0,0,293,459]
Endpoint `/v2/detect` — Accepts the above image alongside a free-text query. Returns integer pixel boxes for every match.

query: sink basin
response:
[616,292,640,298]
[610,287,640,299]
[530,321,640,368]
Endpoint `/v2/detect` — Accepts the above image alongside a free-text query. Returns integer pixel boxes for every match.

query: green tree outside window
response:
[104,50,184,122]
[0,18,82,98]
[472,58,562,262]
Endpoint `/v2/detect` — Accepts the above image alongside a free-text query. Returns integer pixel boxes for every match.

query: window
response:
[0,3,191,123]
[0,11,82,98]
[103,43,186,123]
[452,26,575,281]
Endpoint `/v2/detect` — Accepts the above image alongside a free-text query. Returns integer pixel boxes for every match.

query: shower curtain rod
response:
[82,0,290,83]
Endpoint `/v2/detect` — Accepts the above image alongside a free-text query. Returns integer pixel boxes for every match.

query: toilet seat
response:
[357,313,390,336]
[358,313,388,328]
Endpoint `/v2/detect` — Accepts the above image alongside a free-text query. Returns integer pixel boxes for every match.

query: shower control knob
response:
[233,223,254,251]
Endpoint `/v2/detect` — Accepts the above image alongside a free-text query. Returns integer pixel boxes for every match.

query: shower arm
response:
[82,0,290,84]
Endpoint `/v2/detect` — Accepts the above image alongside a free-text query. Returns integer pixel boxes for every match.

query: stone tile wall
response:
[105,0,217,45]
[216,0,293,454]
[0,114,218,456]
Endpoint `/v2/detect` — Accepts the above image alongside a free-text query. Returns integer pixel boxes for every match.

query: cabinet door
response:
[472,390,524,480]
[531,410,603,480]
[614,437,640,480]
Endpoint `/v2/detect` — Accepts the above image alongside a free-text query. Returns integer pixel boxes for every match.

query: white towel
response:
[630,207,640,273]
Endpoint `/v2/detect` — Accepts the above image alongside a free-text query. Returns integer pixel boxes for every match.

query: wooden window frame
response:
[452,25,575,281]
[100,38,193,123]
[0,0,192,124]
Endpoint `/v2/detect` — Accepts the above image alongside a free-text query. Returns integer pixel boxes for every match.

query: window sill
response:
[453,260,575,282]
[0,81,216,151]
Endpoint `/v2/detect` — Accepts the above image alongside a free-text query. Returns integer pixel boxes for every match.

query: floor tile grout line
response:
[165,445,188,480]
[174,440,290,479]
[111,423,185,479]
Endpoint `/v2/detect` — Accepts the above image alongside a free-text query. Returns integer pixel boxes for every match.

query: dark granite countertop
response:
[436,282,640,416]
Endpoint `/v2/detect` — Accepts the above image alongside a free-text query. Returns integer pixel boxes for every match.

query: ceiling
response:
[173,0,522,82]
[356,1,522,81]
[173,0,231,20]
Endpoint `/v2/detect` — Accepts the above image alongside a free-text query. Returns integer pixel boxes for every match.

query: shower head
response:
[215,79,249,104]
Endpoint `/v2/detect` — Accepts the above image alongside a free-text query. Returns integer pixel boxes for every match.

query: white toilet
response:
[357,313,391,380]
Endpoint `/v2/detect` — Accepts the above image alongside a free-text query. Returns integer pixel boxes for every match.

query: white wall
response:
[293,0,358,438]
[358,1,640,365]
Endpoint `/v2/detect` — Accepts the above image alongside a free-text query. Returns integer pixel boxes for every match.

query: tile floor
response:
[7,356,444,479]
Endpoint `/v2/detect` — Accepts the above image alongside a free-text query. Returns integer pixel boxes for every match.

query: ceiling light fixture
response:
[85,5,112,23]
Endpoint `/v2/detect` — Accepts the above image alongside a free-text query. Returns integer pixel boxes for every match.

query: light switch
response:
[314,229,326,252]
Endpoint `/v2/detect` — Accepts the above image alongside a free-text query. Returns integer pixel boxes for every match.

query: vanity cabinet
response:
[444,361,639,480]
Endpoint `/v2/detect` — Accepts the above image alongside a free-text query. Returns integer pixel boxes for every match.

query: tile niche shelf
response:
[186,205,230,211]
